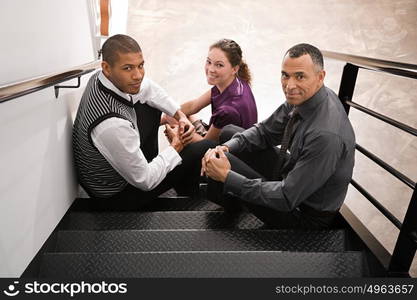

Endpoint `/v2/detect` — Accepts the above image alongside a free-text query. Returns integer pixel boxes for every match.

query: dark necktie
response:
[275,107,299,179]
[279,107,299,156]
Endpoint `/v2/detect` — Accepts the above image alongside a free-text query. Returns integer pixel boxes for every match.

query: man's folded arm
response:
[91,117,182,191]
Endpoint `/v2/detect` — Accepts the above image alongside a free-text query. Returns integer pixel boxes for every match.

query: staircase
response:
[29,186,382,278]
[7,51,413,279]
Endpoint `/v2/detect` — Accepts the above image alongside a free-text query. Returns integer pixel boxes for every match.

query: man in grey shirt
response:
[202,43,355,229]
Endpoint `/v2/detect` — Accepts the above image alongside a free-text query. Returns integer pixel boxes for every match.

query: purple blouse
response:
[209,77,258,129]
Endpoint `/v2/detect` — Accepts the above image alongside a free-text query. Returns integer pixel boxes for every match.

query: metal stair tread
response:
[70,197,222,212]
[54,229,346,252]
[141,197,222,211]
[62,211,265,230]
[39,251,364,278]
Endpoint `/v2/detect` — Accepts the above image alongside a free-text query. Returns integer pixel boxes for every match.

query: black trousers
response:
[208,124,336,229]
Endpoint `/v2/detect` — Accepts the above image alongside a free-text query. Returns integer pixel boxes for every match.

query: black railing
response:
[355,144,416,190]
[0,61,101,104]
[323,50,417,276]
[323,51,417,79]
[346,100,417,137]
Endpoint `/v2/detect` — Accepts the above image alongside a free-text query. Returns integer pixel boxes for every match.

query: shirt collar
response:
[98,71,132,102]
[213,77,242,97]
[228,77,243,96]
[130,77,150,105]
[296,85,327,119]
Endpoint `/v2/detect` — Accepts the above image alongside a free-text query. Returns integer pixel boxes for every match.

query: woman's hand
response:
[173,110,195,145]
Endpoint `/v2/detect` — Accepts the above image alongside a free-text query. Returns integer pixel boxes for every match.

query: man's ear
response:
[318,69,326,83]
[101,61,111,77]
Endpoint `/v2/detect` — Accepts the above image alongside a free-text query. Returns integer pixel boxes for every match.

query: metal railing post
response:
[338,63,358,115]
[389,185,417,276]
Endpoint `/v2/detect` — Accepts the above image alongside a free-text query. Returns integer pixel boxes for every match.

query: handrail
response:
[350,179,402,230]
[346,100,417,137]
[322,50,417,79]
[355,143,416,189]
[323,50,417,276]
[0,60,101,104]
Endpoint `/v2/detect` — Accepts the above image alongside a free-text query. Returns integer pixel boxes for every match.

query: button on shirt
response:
[91,72,181,191]
[223,86,356,212]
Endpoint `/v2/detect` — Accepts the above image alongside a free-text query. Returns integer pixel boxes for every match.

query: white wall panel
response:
[0,0,96,276]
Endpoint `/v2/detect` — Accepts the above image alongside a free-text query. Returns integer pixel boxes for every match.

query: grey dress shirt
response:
[223,85,355,212]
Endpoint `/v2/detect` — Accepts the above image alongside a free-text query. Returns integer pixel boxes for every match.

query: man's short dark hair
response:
[101,34,142,65]
[285,43,324,70]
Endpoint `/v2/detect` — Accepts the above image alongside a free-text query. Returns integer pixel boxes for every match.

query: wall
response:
[0,0,95,277]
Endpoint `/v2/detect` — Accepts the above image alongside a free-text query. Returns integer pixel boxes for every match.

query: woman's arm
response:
[183,124,221,145]
[204,125,221,142]
[181,90,211,116]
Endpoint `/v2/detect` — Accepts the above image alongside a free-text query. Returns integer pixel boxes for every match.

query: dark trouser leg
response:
[116,182,170,205]
[134,102,161,161]
[246,203,337,229]
[219,124,245,144]
[219,124,280,179]
[111,139,217,207]
[169,139,217,196]
[207,152,264,211]
[211,124,281,211]
[85,181,172,211]
[207,151,333,229]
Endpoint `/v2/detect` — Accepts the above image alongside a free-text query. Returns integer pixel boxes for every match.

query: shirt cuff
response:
[223,139,240,153]
[160,145,182,169]
[224,170,247,197]
[165,97,181,117]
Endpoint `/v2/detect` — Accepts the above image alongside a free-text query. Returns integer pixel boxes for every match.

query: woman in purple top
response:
[163,39,258,143]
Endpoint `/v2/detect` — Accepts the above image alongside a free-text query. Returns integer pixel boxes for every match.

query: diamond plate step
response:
[40,251,364,278]
[71,196,223,211]
[54,229,346,252]
[141,197,222,211]
[70,196,222,212]
[62,211,264,230]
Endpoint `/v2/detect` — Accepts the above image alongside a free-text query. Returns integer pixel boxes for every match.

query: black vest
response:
[73,72,161,198]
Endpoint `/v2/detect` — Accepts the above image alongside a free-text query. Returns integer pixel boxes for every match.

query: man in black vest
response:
[73,34,214,209]
[202,44,355,229]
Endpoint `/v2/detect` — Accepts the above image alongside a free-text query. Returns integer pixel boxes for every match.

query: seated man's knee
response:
[219,124,244,144]
[181,139,216,164]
